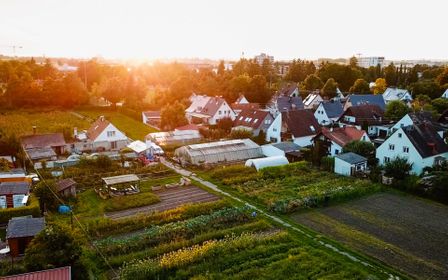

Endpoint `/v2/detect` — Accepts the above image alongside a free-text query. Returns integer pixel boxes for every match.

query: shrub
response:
[384,157,412,180]
[0,196,40,224]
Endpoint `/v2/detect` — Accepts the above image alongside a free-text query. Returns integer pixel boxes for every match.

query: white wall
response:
[293,135,314,147]
[261,144,285,157]
[266,113,281,143]
[391,114,413,133]
[334,158,352,176]
[314,103,331,125]
[376,127,448,175]
[94,123,128,143]
[210,102,236,125]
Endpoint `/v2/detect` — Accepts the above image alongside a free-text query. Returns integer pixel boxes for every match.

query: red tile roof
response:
[234,109,271,130]
[56,178,77,192]
[318,127,367,147]
[87,117,110,141]
[339,104,385,125]
[21,133,66,149]
[231,103,260,112]
[3,266,71,280]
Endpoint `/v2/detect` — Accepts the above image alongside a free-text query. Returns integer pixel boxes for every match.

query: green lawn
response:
[76,109,158,140]
[75,176,180,218]
[0,228,5,241]
[0,110,90,137]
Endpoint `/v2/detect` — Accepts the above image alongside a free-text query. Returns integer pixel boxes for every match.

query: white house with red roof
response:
[186,94,236,125]
[313,126,371,156]
[73,116,128,152]
[233,109,281,143]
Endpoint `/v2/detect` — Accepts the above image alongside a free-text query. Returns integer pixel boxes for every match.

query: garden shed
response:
[6,216,45,257]
[102,174,140,195]
[245,156,289,171]
[334,152,367,176]
[174,139,262,165]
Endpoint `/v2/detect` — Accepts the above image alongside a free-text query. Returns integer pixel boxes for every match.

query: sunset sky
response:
[0,0,446,61]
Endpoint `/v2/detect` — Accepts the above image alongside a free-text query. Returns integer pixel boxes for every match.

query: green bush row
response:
[0,196,40,224]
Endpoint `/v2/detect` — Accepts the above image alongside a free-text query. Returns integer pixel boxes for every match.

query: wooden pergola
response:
[101,174,140,195]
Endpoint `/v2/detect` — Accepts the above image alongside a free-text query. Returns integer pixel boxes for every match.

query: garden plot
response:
[292,192,448,280]
[208,162,381,214]
[104,186,220,219]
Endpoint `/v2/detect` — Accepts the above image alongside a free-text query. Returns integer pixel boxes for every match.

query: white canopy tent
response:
[245,156,289,171]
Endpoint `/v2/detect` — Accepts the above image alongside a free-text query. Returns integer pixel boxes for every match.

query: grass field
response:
[0,110,90,137]
[76,109,158,140]
[88,200,391,279]
[292,192,448,279]
[208,162,382,214]
[75,176,180,218]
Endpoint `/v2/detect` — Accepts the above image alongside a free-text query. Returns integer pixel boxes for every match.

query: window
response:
[273,128,277,132]
[111,141,117,149]
[389,144,395,151]
[403,146,409,153]
[384,157,390,163]
[398,133,402,138]
[218,110,222,115]
[310,126,316,132]
[107,131,116,137]
[335,149,339,154]
[253,119,258,123]
[239,116,243,121]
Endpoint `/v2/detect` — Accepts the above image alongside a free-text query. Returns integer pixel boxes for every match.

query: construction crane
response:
[0,45,23,56]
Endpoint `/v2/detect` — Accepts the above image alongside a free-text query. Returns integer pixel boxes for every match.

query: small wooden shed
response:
[6,216,45,257]
[56,178,77,197]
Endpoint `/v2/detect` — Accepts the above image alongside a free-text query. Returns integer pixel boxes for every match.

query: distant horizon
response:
[1,0,447,61]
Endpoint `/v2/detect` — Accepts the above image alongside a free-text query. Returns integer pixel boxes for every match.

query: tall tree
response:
[349,79,370,94]
[304,74,323,91]
[160,101,188,130]
[373,78,387,94]
[321,78,338,99]
[384,100,411,121]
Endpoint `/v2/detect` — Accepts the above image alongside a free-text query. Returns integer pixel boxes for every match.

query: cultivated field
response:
[208,162,382,213]
[0,110,90,136]
[90,200,391,279]
[76,109,157,140]
[292,192,448,279]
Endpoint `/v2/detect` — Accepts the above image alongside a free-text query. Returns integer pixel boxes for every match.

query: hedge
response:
[0,196,41,224]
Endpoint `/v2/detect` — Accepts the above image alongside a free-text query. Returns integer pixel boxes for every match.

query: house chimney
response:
[100,115,105,122]
[74,127,78,137]
[32,126,36,134]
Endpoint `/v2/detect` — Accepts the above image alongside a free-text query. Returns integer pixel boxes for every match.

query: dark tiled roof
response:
[143,111,161,118]
[21,133,66,149]
[278,84,299,96]
[339,104,385,126]
[231,103,260,112]
[26,147,56,160]
[272,141,301,152]
[3,266,71,280]
[234,109,271,130]
[87,117,111,141]
[438,109,448,124]
[348,94,386,110]
[335,152,367,164]
[199,97,226,116]
[408,111,448,131]
[277,96,304,112]
[402,123,448,158]
[321,100,343,119]
[56,178,77,192]
[0,181,30,195]
[283,110,320,138]
[6,216,45,239]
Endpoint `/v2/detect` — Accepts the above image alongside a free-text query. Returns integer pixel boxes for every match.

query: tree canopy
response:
[384,100,411,121]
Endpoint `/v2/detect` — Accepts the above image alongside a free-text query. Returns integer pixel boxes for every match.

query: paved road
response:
[160,159,401,279]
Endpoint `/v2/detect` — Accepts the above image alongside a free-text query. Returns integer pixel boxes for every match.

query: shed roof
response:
[2,266,71,280]
[102,174,139,185]
[272,142,301,152]
[21,133,66,149]
[0,181,30,195]
[6,216,45,239]
[245,156,289,171]
[25,147,57,160]
[56,178,77,192]
[127,140,149,153]
[335,152,367,164]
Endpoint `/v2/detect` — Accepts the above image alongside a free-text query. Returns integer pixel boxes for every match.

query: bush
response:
[384,157,412,180]
[0,196,40,224]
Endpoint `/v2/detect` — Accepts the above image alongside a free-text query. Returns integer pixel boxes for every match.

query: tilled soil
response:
[292,192,448,279]
[105,186,220,220]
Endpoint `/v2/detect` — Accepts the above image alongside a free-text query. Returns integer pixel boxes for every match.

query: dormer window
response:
[310,126,315,132]
[107,131,116,137]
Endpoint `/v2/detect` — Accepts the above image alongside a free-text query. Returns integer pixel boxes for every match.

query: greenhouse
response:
[174,139,262,165]
[245,156,289,171]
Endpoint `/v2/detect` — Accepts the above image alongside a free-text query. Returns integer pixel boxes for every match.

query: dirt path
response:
[293,192,448,279]
[105,186,219,219]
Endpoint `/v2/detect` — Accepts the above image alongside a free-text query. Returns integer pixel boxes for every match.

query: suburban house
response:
[279,84,300,97]
[73,116,128,152]
[232,109,281,143]
[376,123,448,175]
[56,178,77,197]
[343,94,386,111]
[303,93,323,109]
[146,124,202,146]
[313,126,370,156]
[281,110,320,146]
[334,152,368,176]
[338,104,388,137]
[6,216,45,257]
[314,100,344,125]
[21,133,67,162]
[0,181,30,208]
[142,111,161,128]
[3,266,71,280]
[186,95,236,125]
[391,111,448,138]
[382,87,413,105]
[231,95,260,116]
[268,84,304,114]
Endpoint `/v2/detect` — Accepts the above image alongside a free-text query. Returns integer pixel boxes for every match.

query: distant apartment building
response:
[357,57,385,68]
[254,53,274,65]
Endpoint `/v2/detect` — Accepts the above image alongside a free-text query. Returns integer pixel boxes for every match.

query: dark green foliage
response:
[384,157,412,180]
[321,78,338,99]
[303,74,323,90]
[33,181,60,212]
[349,79,370,94]
[384,100,411,120]
[409,79,443,99]
[0,196,40,224]
[320,156,334,171]
[160,101,188,130]
[431,98,448,114]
